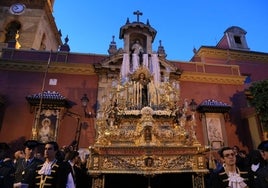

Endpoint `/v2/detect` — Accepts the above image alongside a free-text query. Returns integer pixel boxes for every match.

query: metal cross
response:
[133,10,143,22]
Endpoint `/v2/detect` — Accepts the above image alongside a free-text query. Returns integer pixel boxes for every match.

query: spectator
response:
[210,146,250,188]
[14,140,43,188]
[256,140,268,188]
[0,142,15,188]
[75,154,91,188]
[246,149,265,188]
[233,145,247,170]
[59,150,80,187]
[13,150,24,166]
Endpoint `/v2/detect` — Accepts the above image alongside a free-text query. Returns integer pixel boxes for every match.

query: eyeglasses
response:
[223,153,235,158]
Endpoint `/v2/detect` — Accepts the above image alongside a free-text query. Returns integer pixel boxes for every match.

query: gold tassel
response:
[209,156,216,169]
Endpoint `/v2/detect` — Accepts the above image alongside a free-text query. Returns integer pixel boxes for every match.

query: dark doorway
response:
[105,173,193,188]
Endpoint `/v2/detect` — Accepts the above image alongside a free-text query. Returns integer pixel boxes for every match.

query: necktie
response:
[26,160,30,166]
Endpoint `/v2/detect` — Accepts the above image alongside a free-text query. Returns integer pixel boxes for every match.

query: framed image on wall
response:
[206,116,224,149]
[34,109,60,143]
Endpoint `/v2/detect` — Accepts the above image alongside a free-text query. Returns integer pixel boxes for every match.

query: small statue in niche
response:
[107,113,116,127]
[144,126,152,142]
[105,101,120,127]
[138,73,149,107]
[131,40,143,54]
[131,40,144,65]
[173,106,183,125]
[145,157,154,167]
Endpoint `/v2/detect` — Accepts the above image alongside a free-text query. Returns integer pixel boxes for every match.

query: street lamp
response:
[189,99,197,112]
[80,94,91,118]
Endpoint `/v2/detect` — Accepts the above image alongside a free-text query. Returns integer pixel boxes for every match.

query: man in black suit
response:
[14,140,43,188]
[257,140,268,188]
[0,142,15,188]
[59,150,80,188]
[210,146,250,188]
[35,141,62,188]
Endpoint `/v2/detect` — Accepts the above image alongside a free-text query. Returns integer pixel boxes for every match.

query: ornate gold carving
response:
[87,149,208,174]
[130,66,152,81]
[89,59,208,178]
[92,176,104,188]
[192,173,205,188]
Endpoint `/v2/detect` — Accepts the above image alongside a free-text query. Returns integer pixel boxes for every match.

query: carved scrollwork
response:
[101,155,194,172]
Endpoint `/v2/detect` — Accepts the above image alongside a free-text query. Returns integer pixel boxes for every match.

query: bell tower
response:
[0,0,62,51]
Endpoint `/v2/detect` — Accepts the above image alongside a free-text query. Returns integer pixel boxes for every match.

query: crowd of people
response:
[1,139,268,188]
[0,140,91,188]
[206,141,268,188]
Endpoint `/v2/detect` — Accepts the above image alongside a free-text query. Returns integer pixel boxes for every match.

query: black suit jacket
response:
[14,158,43,188]
[210,166,250,188]
[0,159,15,188]
[58,161,76,187]
[35,160,62,188]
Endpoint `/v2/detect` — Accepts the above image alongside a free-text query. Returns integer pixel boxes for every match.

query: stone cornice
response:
[0,60,95,75]
[197,47,268,63]
[180,71,246,85]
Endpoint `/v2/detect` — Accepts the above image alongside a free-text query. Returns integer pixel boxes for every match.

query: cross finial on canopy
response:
[133,10,143,22]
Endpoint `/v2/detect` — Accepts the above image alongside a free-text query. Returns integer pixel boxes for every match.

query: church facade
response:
[1,1,268,188]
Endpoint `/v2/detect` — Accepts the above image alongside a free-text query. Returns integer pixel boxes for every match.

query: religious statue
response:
[105,101,121,126]
[144,127,152,142]
[126,66,158,109]
[132,40,143,54]
[138,73,149,107]
[131,40,144,65]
